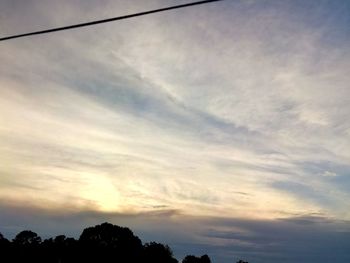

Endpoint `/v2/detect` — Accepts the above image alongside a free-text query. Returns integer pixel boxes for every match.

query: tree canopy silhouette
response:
[79,222,143,262]
[183,254,212,263]
[13,230,42,246]
[143,241,178,263]
[0,232,9,246]
[0,222,248,263]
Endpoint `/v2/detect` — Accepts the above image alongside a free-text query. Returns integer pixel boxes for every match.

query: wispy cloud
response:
[0,0,350,262]
[1,0,349,217]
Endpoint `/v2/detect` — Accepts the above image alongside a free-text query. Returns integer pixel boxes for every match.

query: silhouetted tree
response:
[41,235,78,263]
[183,255,198,263]
[143,242,178,263]
[183,254,212,263]
[201,254,211,263]
[0,232,9,248]
[12,230,42,262]
[0,232,8,242]
[79,222,142,262]
[13,230,42,245]
[2,222,246,263]
[0,232,11,262]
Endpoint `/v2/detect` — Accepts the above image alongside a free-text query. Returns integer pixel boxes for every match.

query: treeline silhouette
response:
[0,222,248,263]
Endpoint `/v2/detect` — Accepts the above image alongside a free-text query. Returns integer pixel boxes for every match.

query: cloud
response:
[321,171,337,177]
[197,215,350,263]
[277,215,338,225]
[0,0,350,262]
[1,0,350,220]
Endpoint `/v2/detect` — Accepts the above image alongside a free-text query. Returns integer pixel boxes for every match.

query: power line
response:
[0,0,223,42]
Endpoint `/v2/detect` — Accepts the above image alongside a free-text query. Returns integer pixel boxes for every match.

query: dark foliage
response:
[183,254,212,263]
[13,230,42,245]
[0,223,248,263]
[78,222,143,263]
[0,232,10,248]
[143,242,178,263]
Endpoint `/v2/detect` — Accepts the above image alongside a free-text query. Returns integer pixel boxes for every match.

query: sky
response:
[0,0,350,262]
